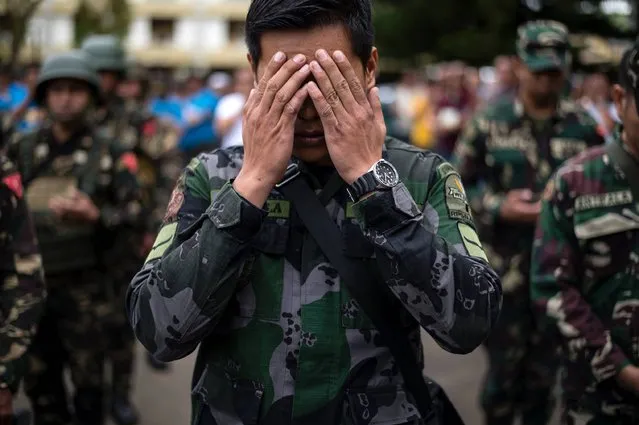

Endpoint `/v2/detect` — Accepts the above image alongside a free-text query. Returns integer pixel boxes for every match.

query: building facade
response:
[24,0,250,68]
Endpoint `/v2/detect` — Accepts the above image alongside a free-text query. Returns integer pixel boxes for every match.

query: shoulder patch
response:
[118,152,139,174]
[2,172,23,199]
[164,184,185,223]
[444,173,474,226]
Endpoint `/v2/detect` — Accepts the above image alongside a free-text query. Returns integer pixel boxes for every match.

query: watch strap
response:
[347,172,377,201]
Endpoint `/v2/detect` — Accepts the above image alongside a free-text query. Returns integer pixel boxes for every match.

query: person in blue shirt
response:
[176,70,219,162]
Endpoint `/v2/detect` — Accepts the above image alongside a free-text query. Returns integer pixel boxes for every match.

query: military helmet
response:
[81,34,127,73]
[34,50,101,106]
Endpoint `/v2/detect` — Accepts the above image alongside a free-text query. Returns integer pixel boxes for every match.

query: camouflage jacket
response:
[0,155,45,392]
[453,98,604,290]
[7,124,143,274]
[127,138,502,425]
[531,130,639,417]
[96,100,182,233]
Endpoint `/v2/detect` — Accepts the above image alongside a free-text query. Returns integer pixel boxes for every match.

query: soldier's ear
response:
[611,84,626,116]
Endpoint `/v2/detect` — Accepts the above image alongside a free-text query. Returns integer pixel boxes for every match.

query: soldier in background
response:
[531,44,639,425]
[8,50,142,425]
[453,20,605,425]
[82,35,180,424]
[0,155,45,425]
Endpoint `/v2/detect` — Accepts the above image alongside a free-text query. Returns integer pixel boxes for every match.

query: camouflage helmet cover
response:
[81,34,127,73]
[34,50,102,106]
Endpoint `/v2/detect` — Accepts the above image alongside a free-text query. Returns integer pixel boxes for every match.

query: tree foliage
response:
[0,0,45,68]
[73,0,130,47]
[373,0,636,66]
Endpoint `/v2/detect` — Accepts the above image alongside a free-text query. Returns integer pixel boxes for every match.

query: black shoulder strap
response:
[605,142,639,202]
[277,165,436,421]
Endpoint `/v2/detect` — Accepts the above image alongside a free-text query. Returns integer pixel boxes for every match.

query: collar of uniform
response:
[45,122,92,149]
[513,97,571,123]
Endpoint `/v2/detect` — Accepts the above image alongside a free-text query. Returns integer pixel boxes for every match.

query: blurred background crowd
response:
[0,0,637,425]
[0,0,635,161]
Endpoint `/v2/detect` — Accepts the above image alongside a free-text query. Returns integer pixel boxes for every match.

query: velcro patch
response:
[145,222,178,263]
[2,173,23,199]
[458,223,488,261]
[444,174,474,226]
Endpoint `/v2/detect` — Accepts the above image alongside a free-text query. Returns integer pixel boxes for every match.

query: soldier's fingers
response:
[368,87,384,124]
[314,49,357,110]
[309,60,347,118]
[333,50,369,105]
[307,82,339,128]
[279,84,310,125]
[260,54,308,110]
[269,64,311,116]
[255,52,287,102]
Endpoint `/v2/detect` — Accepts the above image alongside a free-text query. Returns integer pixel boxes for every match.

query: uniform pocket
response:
[228,219,290,323]
[345,385,424,425]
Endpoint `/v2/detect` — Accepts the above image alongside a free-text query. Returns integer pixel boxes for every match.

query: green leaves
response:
[372,0,634,65]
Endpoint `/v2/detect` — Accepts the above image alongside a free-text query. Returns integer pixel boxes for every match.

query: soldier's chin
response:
[50,112,85,124]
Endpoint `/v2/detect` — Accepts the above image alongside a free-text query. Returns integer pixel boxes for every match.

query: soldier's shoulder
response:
[559,100,599,127]
[0,154,23,201]
[554,145,609,193]
[385,137,448,182]
[189,145,245,183]
[477,99,519,122]
[0,154,18,179]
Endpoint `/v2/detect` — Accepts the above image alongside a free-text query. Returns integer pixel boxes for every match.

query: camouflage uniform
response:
[452,21,606,425]
[97,101,181,390]
[127,139,502,425]
[0,155,45,395]
[531,130,639,424]
[531,44,639,424]
[8,51,143,425]
[82,35,180,409]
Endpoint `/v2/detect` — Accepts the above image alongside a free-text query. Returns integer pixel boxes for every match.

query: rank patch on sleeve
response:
[444,174,474,226]
[145,222,178,263]
[458,223,488,261]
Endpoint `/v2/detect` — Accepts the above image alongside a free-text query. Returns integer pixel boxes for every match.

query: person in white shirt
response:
[214,68,253,148]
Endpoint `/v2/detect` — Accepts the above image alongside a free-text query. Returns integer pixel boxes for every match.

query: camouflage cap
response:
[517,20,571,72]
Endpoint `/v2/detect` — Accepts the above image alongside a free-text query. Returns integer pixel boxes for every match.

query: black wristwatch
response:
[346,159,400,202]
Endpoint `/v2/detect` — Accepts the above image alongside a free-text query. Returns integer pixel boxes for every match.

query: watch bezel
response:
[372,159,400,188]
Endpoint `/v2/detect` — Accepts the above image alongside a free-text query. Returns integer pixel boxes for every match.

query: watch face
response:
[374,160,399,187]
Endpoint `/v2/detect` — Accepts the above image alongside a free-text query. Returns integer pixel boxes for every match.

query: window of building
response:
[150,18,175,45]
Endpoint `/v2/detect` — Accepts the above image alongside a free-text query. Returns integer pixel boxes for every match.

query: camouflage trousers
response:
[480,286,560,425]
[105,263,138,397]
[24,269,111,425]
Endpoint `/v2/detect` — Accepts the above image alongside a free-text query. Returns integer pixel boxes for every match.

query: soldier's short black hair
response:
[619,44,639,93]
[245,0,374,68]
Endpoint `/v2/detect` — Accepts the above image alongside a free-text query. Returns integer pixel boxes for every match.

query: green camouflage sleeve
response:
[353,157,502,354]
[126,152,265,362]
[452,116,504,227]
[0,170,45,390]
[99,149,144,229]
[530,173,631,382]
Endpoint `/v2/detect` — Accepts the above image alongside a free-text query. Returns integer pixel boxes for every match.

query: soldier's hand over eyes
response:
[234,52,311,208]
[307,49,385,184]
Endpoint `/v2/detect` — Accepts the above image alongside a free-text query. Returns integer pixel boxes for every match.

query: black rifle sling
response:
[278,171,435,420]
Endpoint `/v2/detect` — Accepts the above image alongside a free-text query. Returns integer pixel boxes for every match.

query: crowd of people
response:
[0,1,638,425]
